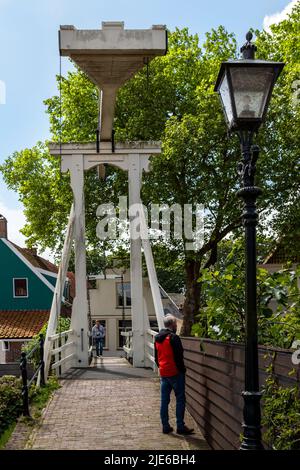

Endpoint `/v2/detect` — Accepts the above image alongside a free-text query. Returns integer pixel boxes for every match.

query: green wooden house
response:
[0,215,73,365]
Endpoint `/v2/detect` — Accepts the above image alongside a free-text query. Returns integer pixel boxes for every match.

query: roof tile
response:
[0,310,49,339]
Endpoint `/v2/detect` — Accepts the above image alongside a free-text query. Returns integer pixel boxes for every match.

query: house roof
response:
[0,310,49,339]
[10,242,58,273]
[263,241,300,264]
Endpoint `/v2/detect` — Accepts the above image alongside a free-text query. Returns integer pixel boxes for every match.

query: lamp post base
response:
[240,391,264,450]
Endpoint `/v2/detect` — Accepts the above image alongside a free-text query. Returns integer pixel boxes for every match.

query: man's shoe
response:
[176,426,194,435]
[162,426,173,434]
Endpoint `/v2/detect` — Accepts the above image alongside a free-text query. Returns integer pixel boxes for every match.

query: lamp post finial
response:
[241,30,257,59]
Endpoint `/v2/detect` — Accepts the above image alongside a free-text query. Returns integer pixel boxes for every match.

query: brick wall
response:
[4,341,23,363]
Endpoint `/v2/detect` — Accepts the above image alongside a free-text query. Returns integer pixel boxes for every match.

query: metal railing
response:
[20,333,45,416]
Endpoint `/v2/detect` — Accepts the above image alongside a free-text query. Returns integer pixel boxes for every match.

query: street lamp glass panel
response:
[230,67,274,119]
[219,73,234,126]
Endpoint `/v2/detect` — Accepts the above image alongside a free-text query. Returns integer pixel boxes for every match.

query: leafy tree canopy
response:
[1,7,299,332]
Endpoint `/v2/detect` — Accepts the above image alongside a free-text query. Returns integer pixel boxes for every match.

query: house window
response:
[116,282,131,308]
[2,341,10,351]
[92,319,107,348]
[117,319,132,348]
[13,278,28,297]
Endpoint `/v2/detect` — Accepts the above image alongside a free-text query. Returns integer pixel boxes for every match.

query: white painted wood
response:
[51,341,74,355]
[121,331,133,337]
[140,207,165,330]
[146,329,158,372]
[69,155,89,368]
[49,141,162,155]
[1,238,56,292]
[52,353,75,370]
[158,283,181,315]
[46,143,164,372]
[129,154,145,367]
[43,206,75,381]
[48,329,73,341]
[36,268,58,278]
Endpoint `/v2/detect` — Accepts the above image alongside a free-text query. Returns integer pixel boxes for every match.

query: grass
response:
[0,422,17,449]
[29,376,60,418]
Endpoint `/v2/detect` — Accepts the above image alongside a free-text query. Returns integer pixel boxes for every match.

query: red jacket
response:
[155,328,186,377]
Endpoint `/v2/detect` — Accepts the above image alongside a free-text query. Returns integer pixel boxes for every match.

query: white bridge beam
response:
[49,142,164,370]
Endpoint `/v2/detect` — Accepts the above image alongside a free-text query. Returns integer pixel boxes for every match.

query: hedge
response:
[0,375,22,436]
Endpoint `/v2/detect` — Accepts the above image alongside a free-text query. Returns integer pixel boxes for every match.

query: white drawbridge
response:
[43,22,169,379]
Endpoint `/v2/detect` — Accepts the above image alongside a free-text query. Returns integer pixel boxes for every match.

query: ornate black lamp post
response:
[214,32,284,450]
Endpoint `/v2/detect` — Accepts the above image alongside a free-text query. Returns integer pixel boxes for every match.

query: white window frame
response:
[116,282,131,309]
[2,340,10,351]
[13,277,29,298]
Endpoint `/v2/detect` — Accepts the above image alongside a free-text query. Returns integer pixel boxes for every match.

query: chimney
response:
[28,247,38,256]
[0,214,7,239]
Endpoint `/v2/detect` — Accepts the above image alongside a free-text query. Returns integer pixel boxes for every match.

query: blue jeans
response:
[95,338,104,356]
[160,373,186,430]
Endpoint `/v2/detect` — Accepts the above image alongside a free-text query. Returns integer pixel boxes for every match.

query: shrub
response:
[0,376,22,436]
[23,317,71,369]
[262,363,300,450]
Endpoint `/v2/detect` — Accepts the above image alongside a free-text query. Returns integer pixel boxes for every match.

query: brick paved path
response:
[27,358,209,450]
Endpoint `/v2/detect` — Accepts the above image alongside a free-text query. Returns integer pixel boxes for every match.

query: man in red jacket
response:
[155,314,194,435]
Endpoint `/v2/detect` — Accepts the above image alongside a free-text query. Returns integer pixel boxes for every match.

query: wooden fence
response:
[181,338,300,450]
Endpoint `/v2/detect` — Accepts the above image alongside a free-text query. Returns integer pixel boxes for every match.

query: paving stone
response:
[8,358,210,450]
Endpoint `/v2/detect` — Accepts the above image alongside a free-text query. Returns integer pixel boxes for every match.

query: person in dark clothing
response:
[155,314,194,435]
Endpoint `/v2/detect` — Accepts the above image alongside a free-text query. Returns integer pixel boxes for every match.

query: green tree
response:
[1,10,300,334]
[192,239,300,348]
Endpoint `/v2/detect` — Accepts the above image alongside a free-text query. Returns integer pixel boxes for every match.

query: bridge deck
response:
[28,357,209,450]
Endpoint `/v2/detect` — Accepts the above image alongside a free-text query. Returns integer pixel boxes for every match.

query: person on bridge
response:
[155,314,194,435]
[92,320,105,357]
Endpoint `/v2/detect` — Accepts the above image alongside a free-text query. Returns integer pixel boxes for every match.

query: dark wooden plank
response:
[186,385,242,438]
[185,370,244,411]
[184,350,245,381]
[186,398,239,450]
[182,338,299,449]
[184,354,244,387]
[185,358,244,394]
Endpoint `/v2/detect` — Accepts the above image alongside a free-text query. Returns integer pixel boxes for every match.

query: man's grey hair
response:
[163,314,177,329]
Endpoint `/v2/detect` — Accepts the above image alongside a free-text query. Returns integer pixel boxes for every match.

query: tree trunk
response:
[180,258,201,336]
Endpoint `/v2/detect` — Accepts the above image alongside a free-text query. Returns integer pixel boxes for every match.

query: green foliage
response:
[262,362,300,450]
[29,376,60,417]
[1,11,300,331]
[0,374,60,444]
[23,317,71,369]
[0,376,22,436]
[147,244,185,292]
[192,239,300,347]
[254,3,300,255]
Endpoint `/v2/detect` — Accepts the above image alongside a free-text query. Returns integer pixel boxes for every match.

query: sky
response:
[0,0,298,248]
